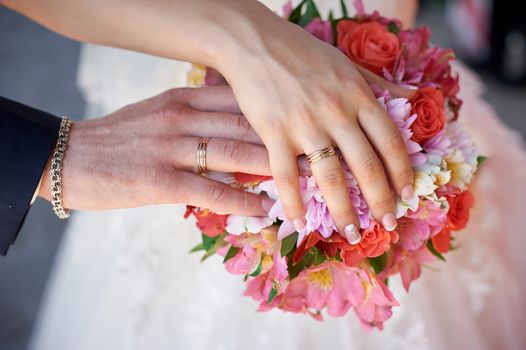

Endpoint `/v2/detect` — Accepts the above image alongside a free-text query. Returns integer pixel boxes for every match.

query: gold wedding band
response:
[306,146,337,164]
[196,137,209,174]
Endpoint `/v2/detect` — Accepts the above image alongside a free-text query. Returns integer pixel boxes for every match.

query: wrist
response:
[204,1,290,73]
[38,153,52,202]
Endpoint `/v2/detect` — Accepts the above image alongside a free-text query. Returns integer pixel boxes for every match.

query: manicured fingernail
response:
[292,218,306,232]
[261,198,275,213]
[344,224,361,245]
[382,213,397,231]
[401,185,414,201]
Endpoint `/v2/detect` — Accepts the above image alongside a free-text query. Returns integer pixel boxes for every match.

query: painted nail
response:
[382,213,397,231]
[292,218,306,232]
[401,185,414,201]
[344,224,361,245]
[261,198,275,213]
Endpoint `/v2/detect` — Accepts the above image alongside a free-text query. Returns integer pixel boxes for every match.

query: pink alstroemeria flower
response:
[279,261,366,318]
[396,216,431,251]
[354,270,399,331]
[392,246,436,291]
[397,200,447,251]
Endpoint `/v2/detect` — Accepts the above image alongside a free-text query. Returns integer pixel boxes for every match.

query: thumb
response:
[354,64,416,100]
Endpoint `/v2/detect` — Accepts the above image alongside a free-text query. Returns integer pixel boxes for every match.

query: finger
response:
[177,111,262,145]
[304,142,361,245]
[331,123,397,231]
[358,103,414,204]
[178,86,242,114]
[164,171,273,216]
[174,137,271,175]
[267,139,306,231]
[354,64,416,99]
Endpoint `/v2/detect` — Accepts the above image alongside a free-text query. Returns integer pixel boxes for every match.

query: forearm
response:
[1,0,281,69]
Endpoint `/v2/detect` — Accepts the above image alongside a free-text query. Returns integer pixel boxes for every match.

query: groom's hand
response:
[38,87,307,216]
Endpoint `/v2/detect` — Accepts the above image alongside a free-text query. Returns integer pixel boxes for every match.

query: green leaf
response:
[223,245,240,263]
[477,155,488,167]
[248,256,264,277]
[427,240,446,261]
[388,22,400,35]
[287,248,314,279]
[288,0,308,24]
[189,243,204,253]
[199,233,228,262]
[340,0,348,18]
[200,248,217,262]
[202,234,216,251]
[369,252,388,274]
[312,247,326,266]
[328,10,334,22]
[298,0,321,27]
[267,282,279,304]
[280,232,298,257]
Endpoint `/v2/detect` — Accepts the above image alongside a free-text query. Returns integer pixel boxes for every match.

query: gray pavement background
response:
[0,8,84,350]
[0,3,525,350]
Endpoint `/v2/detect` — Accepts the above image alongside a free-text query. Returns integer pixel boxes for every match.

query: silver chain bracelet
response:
[50,116,72,219]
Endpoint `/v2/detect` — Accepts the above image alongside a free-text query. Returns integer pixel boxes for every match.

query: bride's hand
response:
[214,3,414,234]
[38,87,289,216]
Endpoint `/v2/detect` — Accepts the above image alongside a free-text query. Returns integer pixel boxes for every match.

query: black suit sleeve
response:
[0,96,61,256]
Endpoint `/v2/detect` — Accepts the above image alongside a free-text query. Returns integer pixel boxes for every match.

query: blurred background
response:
[0,0,525,349]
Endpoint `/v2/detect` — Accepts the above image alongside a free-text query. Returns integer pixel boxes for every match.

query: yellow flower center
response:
[307,269,333,290]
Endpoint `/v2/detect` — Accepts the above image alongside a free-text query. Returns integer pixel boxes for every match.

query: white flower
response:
[446,149,475,190]
[225,215,274,235]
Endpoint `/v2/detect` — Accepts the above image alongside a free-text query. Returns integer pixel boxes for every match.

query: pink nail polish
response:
[261,198,275,213]
[344,224,361,245]
[292,218,306,232]
[401,185,414,201]
[382,213,397,231]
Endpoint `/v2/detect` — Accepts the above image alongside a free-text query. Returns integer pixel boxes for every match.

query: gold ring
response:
[306,146,337,164]
[196,137,209,174]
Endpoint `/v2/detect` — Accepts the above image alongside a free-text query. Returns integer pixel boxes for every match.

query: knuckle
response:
[384,129,405,153]
[235,115,253,135]
[223,141,249,163]
[150,163,171,189]
[360,155,384,180]
[319,168,346,190]
[156,103,185,123]
[207,184,233,205]
[282,201,304,219]
[370,194,394,211]
[329,206,356,221]
[273,172,296,189]
[164,88,181,101]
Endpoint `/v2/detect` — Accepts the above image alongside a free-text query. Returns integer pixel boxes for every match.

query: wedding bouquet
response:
[185,0,484,330]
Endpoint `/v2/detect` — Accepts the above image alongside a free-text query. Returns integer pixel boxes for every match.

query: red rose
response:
[431,226,451,253]
[410,87,446,142]
[447,190,474,231]
[337,20,401,75]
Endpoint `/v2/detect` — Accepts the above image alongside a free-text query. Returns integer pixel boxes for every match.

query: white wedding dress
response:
[30,1,526,349]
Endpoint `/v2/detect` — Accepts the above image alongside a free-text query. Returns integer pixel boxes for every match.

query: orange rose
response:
[410,87,446,142]
[337,20,401,75]
[447,190,474,231]
[350,222,399,258]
